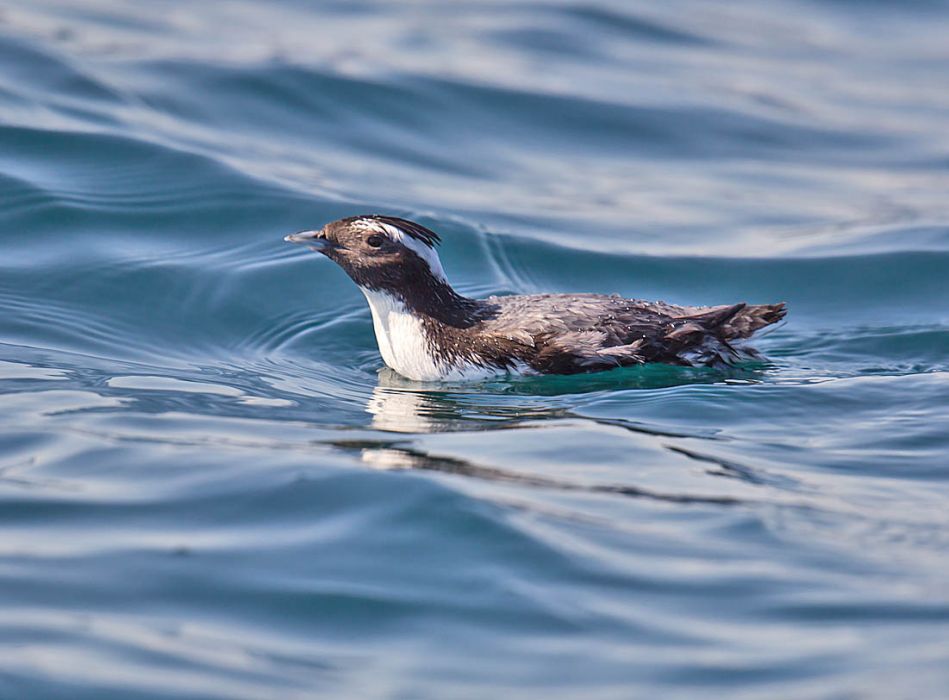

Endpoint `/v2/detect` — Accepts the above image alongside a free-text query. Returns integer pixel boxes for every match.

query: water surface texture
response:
[2,1,948,698]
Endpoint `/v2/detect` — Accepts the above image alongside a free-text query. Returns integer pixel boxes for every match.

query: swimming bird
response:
[285,215,786,381]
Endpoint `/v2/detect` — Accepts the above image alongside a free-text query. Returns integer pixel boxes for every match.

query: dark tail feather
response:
[663,302,787,367]
[683,302,786,337]
[719,302,787,339]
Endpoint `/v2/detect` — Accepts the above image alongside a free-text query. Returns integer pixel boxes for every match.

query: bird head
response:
[285,215,447,297]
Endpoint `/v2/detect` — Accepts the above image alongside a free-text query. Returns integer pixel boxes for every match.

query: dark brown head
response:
[285,215,447,293]
[284,215,490,325]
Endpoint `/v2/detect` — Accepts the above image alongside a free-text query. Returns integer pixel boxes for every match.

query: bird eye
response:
[366,234,384,248]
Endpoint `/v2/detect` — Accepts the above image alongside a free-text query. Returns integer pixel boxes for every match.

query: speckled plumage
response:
[286,216,787,381]
[418,293,785,375]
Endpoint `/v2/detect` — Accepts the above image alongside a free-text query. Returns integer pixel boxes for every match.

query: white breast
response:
[359,288,502,382]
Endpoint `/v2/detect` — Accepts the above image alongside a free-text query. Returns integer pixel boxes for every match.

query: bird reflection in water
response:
[323,369,795,507]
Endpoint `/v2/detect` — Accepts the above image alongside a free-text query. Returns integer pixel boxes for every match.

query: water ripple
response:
[2,1,949,697]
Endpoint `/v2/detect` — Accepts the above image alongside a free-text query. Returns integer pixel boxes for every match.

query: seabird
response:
[285,215,786,381]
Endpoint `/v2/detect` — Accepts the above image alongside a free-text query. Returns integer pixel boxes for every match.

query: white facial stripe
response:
[356,219,447,282]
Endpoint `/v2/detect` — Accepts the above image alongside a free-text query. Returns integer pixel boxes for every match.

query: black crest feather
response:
[359,214,442,248]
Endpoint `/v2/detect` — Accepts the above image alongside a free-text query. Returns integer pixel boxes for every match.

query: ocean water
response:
[1,0,948,697]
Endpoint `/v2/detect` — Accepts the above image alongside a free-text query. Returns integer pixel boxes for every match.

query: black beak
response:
[284,230,339,252]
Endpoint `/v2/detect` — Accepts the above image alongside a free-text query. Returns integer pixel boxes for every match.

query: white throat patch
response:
[358,287,500,382]
[359,288,445,381]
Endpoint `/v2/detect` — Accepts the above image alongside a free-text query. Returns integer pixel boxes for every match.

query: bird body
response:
[286,215,786,381]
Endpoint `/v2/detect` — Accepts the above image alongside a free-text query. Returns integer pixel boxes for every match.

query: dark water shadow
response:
[445,363,773,396]
[324,438,745,507]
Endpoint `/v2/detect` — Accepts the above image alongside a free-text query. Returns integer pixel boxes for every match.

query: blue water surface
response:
[1,1,948,698]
